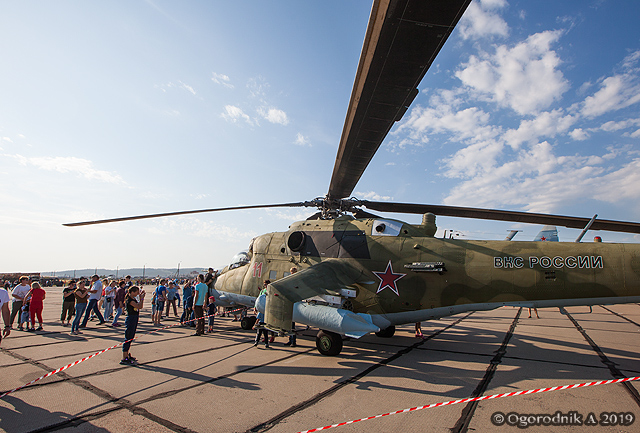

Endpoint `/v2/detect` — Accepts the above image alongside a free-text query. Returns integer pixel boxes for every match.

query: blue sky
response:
[2,0,639,273]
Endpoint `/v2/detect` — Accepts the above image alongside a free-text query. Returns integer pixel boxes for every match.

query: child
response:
[207,296,216,333]
[20,301,30,330]
[181,291,194,327]
[121,286,146,365]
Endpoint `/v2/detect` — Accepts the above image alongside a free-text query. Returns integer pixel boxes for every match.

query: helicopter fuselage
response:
[214,215,640,341]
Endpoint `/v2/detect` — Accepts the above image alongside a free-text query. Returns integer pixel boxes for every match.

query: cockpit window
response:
[229,251,250,269]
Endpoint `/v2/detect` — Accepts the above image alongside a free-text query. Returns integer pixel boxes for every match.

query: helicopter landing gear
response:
[375,325,395,338]
[316,330,343,356]
[240,316,257,330]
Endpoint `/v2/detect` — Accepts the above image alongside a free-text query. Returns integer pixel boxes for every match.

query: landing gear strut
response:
[316,330,343,356]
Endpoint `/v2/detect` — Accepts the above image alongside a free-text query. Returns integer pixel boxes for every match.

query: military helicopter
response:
[65,0,640,356]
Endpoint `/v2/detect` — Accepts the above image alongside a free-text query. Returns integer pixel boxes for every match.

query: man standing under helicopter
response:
[192,274,208,336]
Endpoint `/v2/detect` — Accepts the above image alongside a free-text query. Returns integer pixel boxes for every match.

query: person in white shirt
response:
[104,280,117,320]
[0,286,12,344]
[80,275,105,327]
[10,276,31,330]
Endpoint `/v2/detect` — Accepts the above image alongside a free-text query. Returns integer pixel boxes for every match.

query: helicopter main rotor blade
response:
[361,200,640,234]
[327,0,471,200]
[63,202,310,227]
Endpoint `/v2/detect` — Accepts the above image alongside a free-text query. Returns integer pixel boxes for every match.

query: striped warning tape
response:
[0,307,246,399]
[297,376,640,433]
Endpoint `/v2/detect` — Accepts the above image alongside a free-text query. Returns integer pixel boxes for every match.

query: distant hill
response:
[41,267,209,278]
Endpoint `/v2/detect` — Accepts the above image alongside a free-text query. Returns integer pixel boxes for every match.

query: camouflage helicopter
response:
[66,0,640,356]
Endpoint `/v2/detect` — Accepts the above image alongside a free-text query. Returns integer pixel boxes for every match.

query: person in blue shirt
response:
[165,281,178,318]
[181,280,194,326]
[193,275,208,336]
[182,281,193,306]
[153,279,167,326]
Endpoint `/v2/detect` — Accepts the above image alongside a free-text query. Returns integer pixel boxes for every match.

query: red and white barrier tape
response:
[0,307,245,399]
[297,376,640,433]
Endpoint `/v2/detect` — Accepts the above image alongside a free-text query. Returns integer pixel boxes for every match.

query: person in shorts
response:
[121,286,146,365]
[153,279,167,326]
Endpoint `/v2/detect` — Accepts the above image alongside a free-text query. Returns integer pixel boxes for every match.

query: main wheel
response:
[316,330,343,356]
[375,325,395,338]
[240,316,257,330]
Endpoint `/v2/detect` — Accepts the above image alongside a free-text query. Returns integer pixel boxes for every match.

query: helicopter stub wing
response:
[327,0,472,200]
[264,259,369,332]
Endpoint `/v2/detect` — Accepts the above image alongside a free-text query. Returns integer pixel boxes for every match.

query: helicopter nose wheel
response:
[240,316,257,330]
[375,325,395,338]
[316,330,343,356]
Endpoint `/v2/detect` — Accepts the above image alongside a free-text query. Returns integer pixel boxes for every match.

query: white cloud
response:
[258,107,289,125]
[581,51,640,118]
[600,119,638,132]
[396,90,499,148]
[211,72,234,89]
[459,0,509,40]
[456,30,569,115]
[443,141,610,212]
[7,154,126,184]
[179,81,196,95]
[294,133,310,146]
[2,137,13,143]
[247,76,269,98]
[503,109,577,148]
[591,159,640,202]
[355,191,393,201]
[569,128,589,141]
[443,138,505,178]
[401,104,494,141]
[221,105,254,125]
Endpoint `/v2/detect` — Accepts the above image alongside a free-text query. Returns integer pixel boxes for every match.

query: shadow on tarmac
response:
[0,394,111,433]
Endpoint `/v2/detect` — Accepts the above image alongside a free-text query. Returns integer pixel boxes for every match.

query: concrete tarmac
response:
[1,286,640,433]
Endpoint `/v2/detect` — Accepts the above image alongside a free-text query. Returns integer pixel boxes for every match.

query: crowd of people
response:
[0,270,225,363]
[0,267,310,362]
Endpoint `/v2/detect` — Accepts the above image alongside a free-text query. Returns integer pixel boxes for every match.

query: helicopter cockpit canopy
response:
[229,251,250,270]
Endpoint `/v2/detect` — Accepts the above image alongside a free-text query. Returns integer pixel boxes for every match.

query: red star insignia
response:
[540,236,547,241]
[373,260,405,296]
